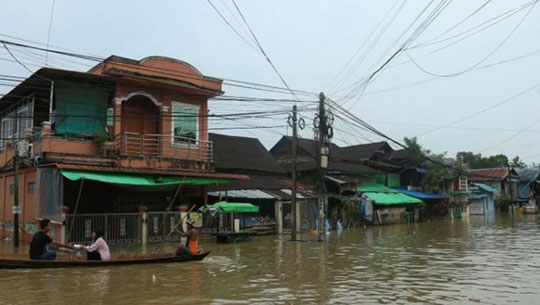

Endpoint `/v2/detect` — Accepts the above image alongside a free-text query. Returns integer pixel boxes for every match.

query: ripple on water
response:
[3,215,540,304]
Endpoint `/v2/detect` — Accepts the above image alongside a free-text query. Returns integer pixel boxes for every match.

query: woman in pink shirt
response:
[85,229,111,261]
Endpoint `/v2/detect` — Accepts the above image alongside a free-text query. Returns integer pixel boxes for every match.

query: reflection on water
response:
[2,215,540,304]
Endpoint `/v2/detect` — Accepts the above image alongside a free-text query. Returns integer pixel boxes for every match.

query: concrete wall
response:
[375,206,418,225]
[0,167,44,242]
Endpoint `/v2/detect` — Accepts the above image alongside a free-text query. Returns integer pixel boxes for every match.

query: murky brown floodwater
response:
[1,215,540,304]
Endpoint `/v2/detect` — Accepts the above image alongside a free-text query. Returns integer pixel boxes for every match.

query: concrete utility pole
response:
[289,104,304,240]
[316,92,332,242]
[13,147,19,248]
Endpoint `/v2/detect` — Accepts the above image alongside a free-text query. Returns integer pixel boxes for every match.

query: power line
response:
[230,0,299,101]
[206,0,259,52]
[335,0,454,106]
[326,0,408,95]
[478,117,540,152]
[410,0,536,50]
[2,42,37,75]
[415,80,540,137]
[360,47,540,96]
[405,0,537,77]
[365,120,540,133]
[415,0,493,47]
[0,38,316,97]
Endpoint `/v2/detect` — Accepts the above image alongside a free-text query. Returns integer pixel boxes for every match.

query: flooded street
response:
[2,215,540,304]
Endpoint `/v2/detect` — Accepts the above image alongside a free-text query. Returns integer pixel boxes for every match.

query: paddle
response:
[166,205,197,239]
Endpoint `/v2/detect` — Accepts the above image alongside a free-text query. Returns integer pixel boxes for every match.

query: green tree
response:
[455,151,509,168]
[403,137,448,193]
[510,156,526,168]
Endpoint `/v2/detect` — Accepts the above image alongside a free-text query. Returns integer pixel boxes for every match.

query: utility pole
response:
[315,92,332,242]
[289,105,304,240]
[13,145,20,248]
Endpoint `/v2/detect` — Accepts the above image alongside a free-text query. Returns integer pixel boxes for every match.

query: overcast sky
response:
[1,1,539,163]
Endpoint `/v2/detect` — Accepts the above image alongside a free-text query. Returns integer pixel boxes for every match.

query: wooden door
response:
[122,108,144,155]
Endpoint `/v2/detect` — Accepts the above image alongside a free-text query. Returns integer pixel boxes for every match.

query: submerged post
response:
[291,105,298,240]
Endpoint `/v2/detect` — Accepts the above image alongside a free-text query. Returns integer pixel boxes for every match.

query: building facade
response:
[0,56,243,243]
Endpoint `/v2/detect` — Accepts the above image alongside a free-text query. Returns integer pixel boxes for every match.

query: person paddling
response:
[175,218,199,255]
[29,219,73,260]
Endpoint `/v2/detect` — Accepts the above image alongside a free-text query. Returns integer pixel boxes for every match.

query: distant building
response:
[208,133,316,233]
[515,168,540,206]
[468,168,519,200]
[468,183,497,215]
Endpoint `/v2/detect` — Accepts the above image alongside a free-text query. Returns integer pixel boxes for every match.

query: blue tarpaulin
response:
[393,188,447,200]
[473,183,497,194]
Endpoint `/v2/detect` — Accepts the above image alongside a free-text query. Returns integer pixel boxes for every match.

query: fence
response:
[282,202,292,231]
[66,211,239,245]
[147,212,182,243]
[65,213,142,245]
[115,132,213,161]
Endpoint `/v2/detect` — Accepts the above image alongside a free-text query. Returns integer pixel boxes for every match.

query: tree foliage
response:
[404,137,448,193]
[456,151,509,169]
[510,156,526,168]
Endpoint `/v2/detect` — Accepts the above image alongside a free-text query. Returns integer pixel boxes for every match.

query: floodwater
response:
[2,215,540,304]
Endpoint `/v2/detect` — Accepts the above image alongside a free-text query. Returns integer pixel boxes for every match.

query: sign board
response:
[106,107,114,126]
[25,222,38,234]
[120,218,126,237]
[169,216,176,229]
[321,155,328,169]
[12,205,21,214]
[85,219,92,238]
[153,217,159,234]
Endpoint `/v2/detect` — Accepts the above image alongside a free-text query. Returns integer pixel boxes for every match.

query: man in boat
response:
[175,218,199,255]
[29,218,73,260]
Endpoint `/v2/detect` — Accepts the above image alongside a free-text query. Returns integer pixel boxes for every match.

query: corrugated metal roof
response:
[55,163,247,180]
[393,188,447,200]
[469,168,512,181]
[208,189,276,199]
[473,183,498,193]
[338,142,392,161]
[516,168,540,182]
[280,189,305,199]
[325,175,358,184]
[210,133,287,175]
[208,175,292,191]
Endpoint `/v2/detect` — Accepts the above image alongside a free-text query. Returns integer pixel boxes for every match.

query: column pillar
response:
[295,200,303,232]
[141,211,148,245]
[275,200,283,234]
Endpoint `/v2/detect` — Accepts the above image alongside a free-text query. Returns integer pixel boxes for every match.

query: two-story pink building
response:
[0,56,245,244]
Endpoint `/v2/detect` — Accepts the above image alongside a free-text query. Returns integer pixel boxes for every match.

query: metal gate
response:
[147,212,182,243]
[282,202,292,231]
[66,213,142,245]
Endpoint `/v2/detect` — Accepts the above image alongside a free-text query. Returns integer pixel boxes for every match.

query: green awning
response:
[363,192,422,205]
[358,183,398,193]
[199,201,259,216]
[359,183,422,205]
[60,170,229,186]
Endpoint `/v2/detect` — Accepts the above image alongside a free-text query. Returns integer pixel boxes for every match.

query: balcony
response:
[114,132,213,162]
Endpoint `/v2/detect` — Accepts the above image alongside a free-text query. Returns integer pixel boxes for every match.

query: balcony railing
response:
[114,132,213,162]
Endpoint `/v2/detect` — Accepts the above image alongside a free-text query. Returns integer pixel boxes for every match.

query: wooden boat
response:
[0,251,210,269]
